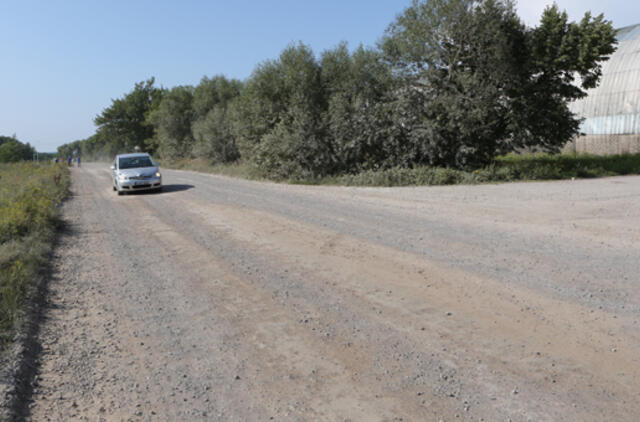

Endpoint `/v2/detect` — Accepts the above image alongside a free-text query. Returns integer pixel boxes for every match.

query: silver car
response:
[111,153,162,195]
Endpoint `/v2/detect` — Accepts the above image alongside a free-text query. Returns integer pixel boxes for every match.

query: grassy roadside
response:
[0,162,69,350]
[164,153,640,187]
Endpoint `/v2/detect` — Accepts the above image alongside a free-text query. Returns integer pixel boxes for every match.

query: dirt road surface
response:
[16,163,640,421]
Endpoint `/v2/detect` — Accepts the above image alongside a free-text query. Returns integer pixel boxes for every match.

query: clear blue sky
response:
[1,0,638,152]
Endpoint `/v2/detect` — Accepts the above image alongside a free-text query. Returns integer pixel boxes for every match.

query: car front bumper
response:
[118,177,162,191]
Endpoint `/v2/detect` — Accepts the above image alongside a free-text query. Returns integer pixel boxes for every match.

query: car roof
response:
[117,153,152,159]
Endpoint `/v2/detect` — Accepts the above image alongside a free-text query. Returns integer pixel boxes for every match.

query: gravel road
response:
[17,163,640,421]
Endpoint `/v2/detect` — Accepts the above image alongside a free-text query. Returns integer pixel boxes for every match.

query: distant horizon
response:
[1,0,638,152]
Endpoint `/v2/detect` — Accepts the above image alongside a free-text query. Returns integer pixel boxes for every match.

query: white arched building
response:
[568,24,640,154]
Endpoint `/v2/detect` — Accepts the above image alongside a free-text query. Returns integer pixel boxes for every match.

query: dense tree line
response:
[59,0,616,176]
[0,136,36,163]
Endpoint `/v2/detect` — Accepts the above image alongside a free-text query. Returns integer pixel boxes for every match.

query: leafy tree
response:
[235,43,329,177]
[192,76,243,120]
[148,86,195,160]
[231,59,285,161]
[321,43,400,172]
[0,135,16,146]
[382,0,616,168]
[191,76,243,163]
[0,137,35,162]
[508,5,617,152]
[94,78,164,155]
[60,1,616,175]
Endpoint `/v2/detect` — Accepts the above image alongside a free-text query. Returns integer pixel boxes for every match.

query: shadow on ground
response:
[0,219,73,421]
[126,184,195,195]
[161,184,194,193]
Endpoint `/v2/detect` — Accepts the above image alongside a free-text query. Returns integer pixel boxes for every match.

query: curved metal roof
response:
[570,24,640,136]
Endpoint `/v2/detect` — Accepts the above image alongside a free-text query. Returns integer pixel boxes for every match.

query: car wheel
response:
[117,190,124,196]
[113,185,116,191]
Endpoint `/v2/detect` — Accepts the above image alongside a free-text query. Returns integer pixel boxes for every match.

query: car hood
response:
[118,167,159,177]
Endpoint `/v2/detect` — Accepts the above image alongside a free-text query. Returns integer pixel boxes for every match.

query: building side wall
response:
[563,134,640,155]
[566,24,640,155]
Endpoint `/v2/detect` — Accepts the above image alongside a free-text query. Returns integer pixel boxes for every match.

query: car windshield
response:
[119,156,154,169]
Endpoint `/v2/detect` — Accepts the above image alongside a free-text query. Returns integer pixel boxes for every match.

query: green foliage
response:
[0,162,69,347]
[192,75,243,120]
[58,79,165,161]
[93,78,165,155]
[321,43,400,172]
[506,6,617,153]
[191,76,243,164]
[192,106,238,164]
[324,153,640,186]
[148,85,195,160]
[0,162,68,244]
[59,2,617,178]
[237,43,329,178]
[0,135,36,162]
[164,151,640,187]
[382,0,522,167]
[0,260,26,339]
[231,60,286,160]
[0,136,15,146]
[382,0,616,168]
[495,153,640,179]
[328,166,470,186]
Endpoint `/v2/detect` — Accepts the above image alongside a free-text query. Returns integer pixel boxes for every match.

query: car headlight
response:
[118,173,127,181]
[155,171,161,178]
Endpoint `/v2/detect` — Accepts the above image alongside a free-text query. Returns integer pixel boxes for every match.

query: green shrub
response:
[164,153,640,187]
[320,153,640,186]
[496,153,640,180]
[0,162,69,348]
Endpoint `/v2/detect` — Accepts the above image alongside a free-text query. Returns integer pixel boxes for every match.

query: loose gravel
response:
[4,164,639,421]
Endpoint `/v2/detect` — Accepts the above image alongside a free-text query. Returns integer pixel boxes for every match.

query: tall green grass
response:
[164,153,640,187]
[326,153,640,186]
[0,162,69,348]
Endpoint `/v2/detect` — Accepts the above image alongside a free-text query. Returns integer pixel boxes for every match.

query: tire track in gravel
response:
[165,169,640,315]
[27,168,271,421]
[100,167,447,420]
[24,164,640,421]
[151,193,640,421]
[27,167,444,421]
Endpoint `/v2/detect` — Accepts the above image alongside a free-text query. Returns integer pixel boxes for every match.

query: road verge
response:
[0,162,69,418]
[162,152,640,186]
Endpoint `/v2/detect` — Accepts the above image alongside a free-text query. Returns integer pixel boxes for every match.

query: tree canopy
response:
[0,136,36,163]
[191,76,243,163]
[59,0,617,175]
[93,78,165,156]
[381,0,616,168]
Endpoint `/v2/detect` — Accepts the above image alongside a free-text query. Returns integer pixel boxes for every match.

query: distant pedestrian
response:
[67,156,72,166]
[54,157,59,164]
[77,156,81,167]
